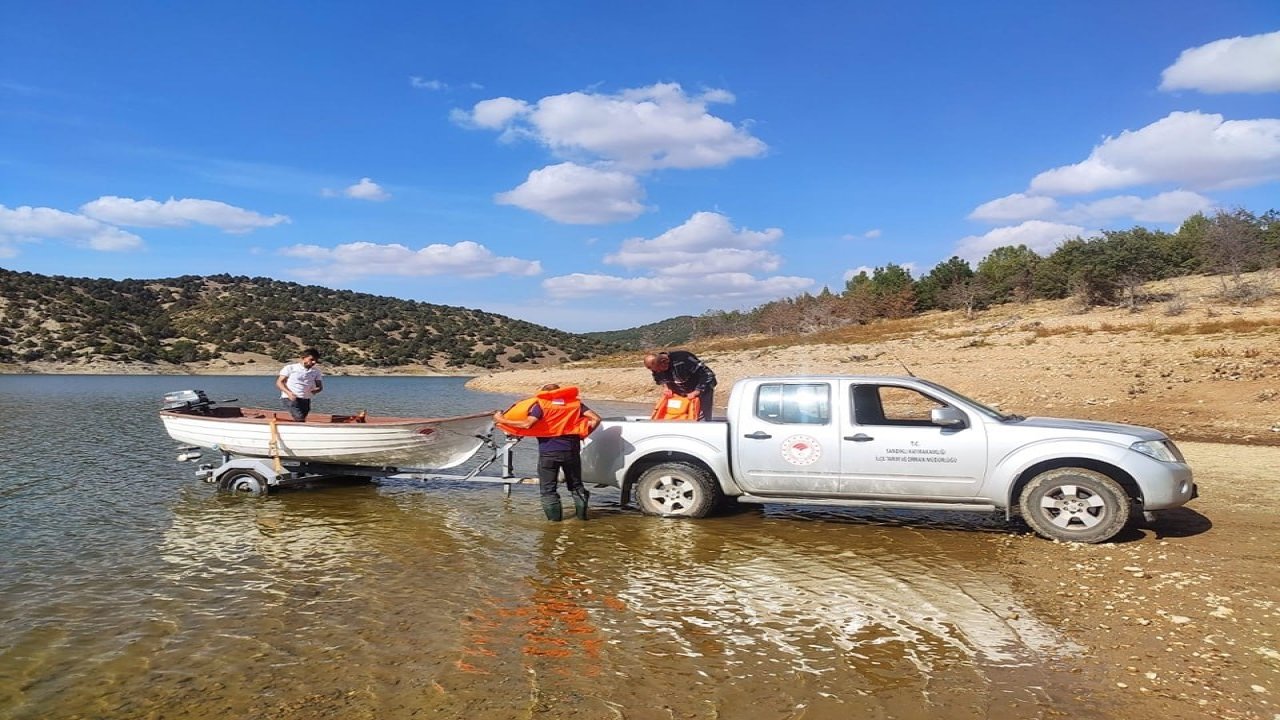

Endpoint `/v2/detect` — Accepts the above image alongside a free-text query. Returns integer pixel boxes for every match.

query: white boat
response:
[159,390,495,469]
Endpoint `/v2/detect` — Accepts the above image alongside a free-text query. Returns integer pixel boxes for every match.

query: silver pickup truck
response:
[580,375,1196,543]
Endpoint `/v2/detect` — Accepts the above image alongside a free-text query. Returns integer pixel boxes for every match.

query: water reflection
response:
[1,376,1102,719]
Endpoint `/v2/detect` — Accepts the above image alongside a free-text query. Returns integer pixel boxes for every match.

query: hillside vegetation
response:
[582,315,703,348]
[0,271,618,373]
[471,270,1280,446]
[692,209,1278,339]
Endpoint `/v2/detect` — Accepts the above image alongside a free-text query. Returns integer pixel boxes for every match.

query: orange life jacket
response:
[651,393,701,421]
[497,386,595,438]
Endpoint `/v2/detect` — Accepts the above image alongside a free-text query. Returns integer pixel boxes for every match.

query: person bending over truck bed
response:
[644,350,717,421]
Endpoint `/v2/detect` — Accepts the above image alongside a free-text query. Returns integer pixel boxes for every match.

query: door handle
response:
[844,434,874,442]
[743,431,772,440]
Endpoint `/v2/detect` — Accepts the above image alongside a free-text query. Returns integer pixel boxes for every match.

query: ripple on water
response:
[1,376,1099,720]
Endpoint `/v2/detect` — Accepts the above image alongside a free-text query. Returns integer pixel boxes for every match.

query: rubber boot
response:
[571,488,590,521]
[541,496,563,522]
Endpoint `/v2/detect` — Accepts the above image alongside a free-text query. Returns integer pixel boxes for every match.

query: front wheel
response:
[634,462,720,518]
[1019,468,1130,543]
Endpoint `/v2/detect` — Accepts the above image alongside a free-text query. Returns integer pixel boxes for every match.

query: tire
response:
[218,469,269,497]
[634,462,720,518]
[1019,467,1130,543]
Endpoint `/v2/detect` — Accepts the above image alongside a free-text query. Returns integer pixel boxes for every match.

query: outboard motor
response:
[162,389,213,413]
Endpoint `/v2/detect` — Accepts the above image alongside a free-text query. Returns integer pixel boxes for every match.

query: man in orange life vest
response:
[493,384,602,521]
[644,350,717,421]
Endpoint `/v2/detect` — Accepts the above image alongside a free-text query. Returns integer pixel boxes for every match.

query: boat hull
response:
[160,407,495,469]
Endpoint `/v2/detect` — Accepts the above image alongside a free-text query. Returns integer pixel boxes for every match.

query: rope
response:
[268,415,283,474]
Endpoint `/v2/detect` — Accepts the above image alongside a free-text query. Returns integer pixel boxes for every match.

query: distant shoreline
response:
[0,361,479,378]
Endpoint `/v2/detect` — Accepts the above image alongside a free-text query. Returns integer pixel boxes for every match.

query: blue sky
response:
[1,2,1278,332]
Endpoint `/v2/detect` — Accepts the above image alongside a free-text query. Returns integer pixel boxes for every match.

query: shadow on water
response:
[0,376,1120,719]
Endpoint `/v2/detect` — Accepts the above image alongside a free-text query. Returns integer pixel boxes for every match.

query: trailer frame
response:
[179,434,538,496]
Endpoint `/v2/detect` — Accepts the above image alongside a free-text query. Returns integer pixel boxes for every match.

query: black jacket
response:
[651,350,716,395]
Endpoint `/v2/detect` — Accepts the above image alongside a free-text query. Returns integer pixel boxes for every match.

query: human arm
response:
[493,409,537,428]
[584,408,603,431]
[276,370,296,400]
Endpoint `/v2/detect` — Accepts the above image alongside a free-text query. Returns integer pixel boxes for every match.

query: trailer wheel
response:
[1019,467,1129,543]
[219,469,269,496]
[634,462,719,518]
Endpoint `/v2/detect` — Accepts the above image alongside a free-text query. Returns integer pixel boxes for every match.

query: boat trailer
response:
[173,433,538,497]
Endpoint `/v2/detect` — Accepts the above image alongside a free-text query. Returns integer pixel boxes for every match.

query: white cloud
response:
[410,77,447,91]
[970,189,1212,225]
[454,82,766,171]
[0,204,143,251]
[1160,31,1280,94]
[969,193,1060,222]
[1029,111,1280,195]
[543,212,810,307]
[280,240,541,280]
[841,262,918,283]
[605,211,782,271]
[1059,190,1214,225]
[495,162,647,224]
[543,271,812,304]
[863,229,882,239]
[451,97,530,131]
[954,220,1095,263]
[843,266,874,282]
[80,196,289,233]
[625,247,781,276]
[344,178,391,201]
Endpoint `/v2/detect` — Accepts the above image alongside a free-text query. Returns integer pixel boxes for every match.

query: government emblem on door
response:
[780,434,822,466]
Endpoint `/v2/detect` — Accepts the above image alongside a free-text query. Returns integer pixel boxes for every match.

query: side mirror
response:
[931,406,967,427]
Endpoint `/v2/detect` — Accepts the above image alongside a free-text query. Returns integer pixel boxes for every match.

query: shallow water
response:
[0,375,1103,719]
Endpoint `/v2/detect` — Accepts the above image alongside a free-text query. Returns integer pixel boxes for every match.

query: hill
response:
[469,271,1280,446]
[0,269,619,374]
[582,315,703,349]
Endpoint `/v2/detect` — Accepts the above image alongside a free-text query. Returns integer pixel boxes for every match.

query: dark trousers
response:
[696,388,715,421]
[283,397,312,421]
[537,450,584,498]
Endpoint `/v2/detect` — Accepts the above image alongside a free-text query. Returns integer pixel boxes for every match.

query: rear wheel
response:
[634,462,719,518]
[218,469,269,496]
[1019,468,1129,543]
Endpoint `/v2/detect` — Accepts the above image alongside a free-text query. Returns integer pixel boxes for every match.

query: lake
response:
[1,375,1104,719]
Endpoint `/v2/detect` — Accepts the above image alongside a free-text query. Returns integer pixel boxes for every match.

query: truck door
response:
[838,381,987,497]
[732,381,845,496]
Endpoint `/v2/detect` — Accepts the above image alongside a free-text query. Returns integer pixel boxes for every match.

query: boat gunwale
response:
[158,407,495,427]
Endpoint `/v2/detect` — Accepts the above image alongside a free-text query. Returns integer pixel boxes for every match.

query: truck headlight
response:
[1131,440,1183,463]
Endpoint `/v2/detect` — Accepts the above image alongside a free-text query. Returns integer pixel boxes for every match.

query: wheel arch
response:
[622,451,721,498]
[1008,457,1140,515]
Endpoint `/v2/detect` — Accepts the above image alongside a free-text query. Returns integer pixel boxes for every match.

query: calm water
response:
[1,375,1105,719]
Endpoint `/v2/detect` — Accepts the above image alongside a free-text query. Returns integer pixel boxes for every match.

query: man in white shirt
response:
[276,348,324,421]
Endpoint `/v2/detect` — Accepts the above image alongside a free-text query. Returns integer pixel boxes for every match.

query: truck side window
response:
[755,383,830,425]
[852,385,946,427]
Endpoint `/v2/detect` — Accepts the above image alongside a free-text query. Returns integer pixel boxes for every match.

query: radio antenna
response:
[893,355,916,377]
